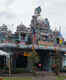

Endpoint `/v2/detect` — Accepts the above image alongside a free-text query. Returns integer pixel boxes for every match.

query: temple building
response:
[0,7,65,73]
[15,24,32,44]
[0,24,8,42]
[30,7,52,45]
[0,24,8,32]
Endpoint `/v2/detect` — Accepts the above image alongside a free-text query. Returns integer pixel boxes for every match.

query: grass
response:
[56,76,66,80]
[0,77,32,80]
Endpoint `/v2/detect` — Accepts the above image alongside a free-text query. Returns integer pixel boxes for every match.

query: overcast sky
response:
[0,0,66,40]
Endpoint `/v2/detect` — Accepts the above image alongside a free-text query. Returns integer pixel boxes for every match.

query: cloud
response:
[5,0,15,7]
[0,11,16,18]
[0,0,17,24]
[0,0,66,40]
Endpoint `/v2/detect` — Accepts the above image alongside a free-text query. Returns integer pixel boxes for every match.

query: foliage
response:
[29,49,40,65]
[28,48,40,74]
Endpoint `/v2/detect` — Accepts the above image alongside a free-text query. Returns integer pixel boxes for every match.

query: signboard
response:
[19,41,25,45]
[19,45,27,48]
[60,39,63,45]
[39,45,44,49]
[39,41,53,46]
[24,52,31,56]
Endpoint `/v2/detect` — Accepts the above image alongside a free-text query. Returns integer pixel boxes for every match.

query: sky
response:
[0,0,66,40]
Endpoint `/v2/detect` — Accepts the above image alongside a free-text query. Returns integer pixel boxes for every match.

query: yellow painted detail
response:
[24,52,32,56]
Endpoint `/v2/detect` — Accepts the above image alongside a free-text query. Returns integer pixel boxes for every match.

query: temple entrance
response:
[12,52,28,73]
[38,50,54,72]
[16,55,27,68]
[0,56,6,70]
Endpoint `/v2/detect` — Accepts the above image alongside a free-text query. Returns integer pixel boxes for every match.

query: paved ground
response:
[0,72,66,80]
[0,73,32,77]
[32,72,66,80]
[32,76,56,80]
[32,72,56,80]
